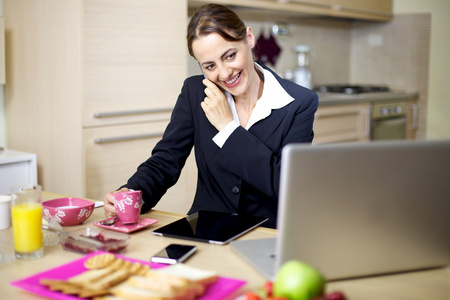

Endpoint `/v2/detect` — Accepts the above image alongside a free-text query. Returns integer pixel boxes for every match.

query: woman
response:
[103,4,318,228]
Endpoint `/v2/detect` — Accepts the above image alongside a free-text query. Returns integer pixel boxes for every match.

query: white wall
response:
[394,0,450,139]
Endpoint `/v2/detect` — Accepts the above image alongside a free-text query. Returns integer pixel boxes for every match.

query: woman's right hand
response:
[201,79,233,131]
[104,187,130,218]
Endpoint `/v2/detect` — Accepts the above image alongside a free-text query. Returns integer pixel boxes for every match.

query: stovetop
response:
[314,84,390,94]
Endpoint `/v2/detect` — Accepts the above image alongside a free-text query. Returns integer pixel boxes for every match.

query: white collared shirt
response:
[212,63,294,148]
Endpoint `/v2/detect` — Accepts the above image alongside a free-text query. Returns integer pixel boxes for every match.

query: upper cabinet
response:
[0,17,5,84]
[83,1,187,128]
[331,0,392,21]
[188,0,393,22]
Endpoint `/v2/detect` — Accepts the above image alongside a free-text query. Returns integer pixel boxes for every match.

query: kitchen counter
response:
[317,91,419,106]
[1,192,448,300]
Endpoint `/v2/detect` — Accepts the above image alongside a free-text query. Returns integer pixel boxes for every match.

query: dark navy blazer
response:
[123,64,318,228]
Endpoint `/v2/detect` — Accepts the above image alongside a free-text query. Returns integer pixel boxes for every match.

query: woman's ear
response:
[246,27,256,49]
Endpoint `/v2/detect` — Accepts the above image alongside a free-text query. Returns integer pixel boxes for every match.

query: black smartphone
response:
[150,244,197,264]
[198,62,208,80]
[198,62,226,93]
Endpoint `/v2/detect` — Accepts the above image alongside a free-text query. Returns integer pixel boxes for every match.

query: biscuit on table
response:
[108,258,131,271]
[68,268,112,285]
[40,279,77,292]
[84,253,116,269]
[129,262,150,276]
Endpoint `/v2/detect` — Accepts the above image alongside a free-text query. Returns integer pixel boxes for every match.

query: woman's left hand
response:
[103,187,129,219]
[201,79,233,131]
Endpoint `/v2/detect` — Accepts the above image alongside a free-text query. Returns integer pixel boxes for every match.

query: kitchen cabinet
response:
[5,0,194,214]
[188,0,392,22]
[313,103,371,144]
[83,121,197,214]
[331,0,392,21]
[0,17,5,84]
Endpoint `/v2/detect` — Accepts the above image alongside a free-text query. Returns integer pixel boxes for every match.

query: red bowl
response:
[43,198,95,226]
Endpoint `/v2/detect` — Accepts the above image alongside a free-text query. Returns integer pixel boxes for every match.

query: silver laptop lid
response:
[276,140,450,280]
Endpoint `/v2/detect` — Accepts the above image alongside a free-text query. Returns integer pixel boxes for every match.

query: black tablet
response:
[152,210,269,245]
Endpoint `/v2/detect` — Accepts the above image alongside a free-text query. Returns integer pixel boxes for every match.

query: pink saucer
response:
[93,217,158,233]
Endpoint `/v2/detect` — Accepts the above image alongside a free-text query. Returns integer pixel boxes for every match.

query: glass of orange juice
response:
[11,184,43,260]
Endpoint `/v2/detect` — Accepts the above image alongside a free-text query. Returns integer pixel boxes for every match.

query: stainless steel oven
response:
[371,101,407,140]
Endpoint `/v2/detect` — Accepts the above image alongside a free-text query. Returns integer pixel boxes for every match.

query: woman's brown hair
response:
[187,4,247,57]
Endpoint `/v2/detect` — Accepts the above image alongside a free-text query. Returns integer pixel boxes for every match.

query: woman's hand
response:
[104,187,129,218]
[201,79,233,131]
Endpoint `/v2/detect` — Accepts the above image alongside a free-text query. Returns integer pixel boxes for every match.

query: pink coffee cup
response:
[113,190,142,224]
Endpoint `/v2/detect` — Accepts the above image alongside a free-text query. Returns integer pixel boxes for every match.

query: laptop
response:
[230,140,450,280]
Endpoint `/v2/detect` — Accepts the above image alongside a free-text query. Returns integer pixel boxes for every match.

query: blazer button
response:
[232,186,240,194]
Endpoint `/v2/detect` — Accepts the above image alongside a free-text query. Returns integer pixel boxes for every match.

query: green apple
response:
[273,260,325,300]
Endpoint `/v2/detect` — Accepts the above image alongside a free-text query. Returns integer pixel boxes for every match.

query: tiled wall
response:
[350,14,431,138]
[188,17,354,86]
[351,14,431,139]
[245,18,353,86]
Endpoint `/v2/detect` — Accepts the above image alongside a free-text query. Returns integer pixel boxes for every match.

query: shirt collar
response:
[226,63,294,129]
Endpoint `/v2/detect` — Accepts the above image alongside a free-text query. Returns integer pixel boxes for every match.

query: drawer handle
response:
[411,103,419,130]
[94,132,164,144]
[93,107,172,118]
[315,110,359,119]
[364,108,371,137]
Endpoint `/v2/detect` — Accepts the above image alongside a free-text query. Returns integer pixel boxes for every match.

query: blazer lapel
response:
[248,106,289,143]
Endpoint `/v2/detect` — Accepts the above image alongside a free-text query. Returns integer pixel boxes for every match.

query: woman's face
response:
[192,28,257,98]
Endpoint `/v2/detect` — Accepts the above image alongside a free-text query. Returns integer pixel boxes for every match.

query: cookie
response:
[69,268,111,285]
[129,262,150,276]
[84,253,116,270]
[83,269,130,291]
[108,258,131,271]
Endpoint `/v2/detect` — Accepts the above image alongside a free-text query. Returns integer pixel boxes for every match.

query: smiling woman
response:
[103,4,319,229]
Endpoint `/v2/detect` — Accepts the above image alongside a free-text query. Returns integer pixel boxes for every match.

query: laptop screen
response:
[275,140,450,280]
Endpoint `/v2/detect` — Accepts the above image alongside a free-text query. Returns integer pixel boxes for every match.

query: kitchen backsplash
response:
[188,17,353,85]
[351,14,430,139]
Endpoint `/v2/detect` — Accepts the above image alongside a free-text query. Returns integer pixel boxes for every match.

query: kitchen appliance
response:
[371,101,407,140]
[314,84,408,140]
[293,45,312,89]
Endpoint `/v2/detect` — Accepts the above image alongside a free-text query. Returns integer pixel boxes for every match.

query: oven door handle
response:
[372,117,407,125]
[364,108,371,138]
[411,103,419,130]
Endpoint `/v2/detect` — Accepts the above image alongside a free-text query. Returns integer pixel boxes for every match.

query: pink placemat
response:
[11,251,246,300]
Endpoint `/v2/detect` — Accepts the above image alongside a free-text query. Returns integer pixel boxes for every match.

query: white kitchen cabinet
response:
[82,1,185,128]
[313,103,371,144]
[0,149,37,194]
[83,121,196,214]
[5,0,193,213]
